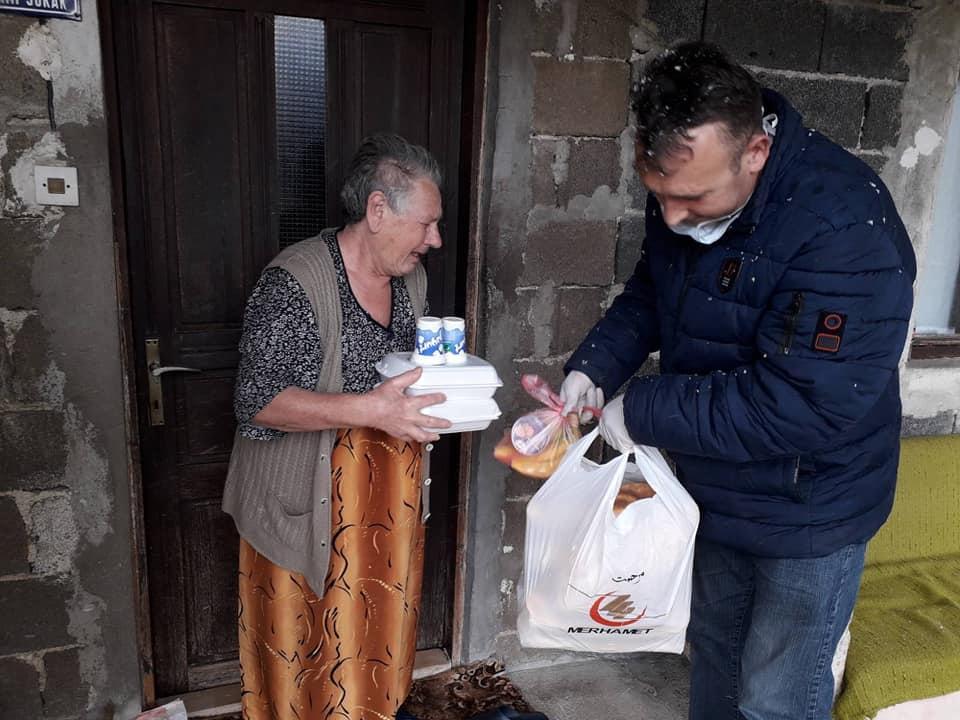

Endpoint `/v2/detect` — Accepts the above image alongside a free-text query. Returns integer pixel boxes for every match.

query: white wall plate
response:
[35,166,79,206]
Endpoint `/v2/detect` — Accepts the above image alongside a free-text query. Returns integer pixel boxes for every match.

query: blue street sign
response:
[0,0,81,21]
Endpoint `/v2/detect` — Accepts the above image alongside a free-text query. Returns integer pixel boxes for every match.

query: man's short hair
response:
[340,133,442,224]
[632,42,763,170]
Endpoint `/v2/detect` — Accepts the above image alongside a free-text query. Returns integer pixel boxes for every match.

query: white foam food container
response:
[422,398,502,434]
[375,352,503,434]
[375,352,503,399]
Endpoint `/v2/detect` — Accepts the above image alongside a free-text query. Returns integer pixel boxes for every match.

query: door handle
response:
[150,364,202,377]
[145,338,202,426]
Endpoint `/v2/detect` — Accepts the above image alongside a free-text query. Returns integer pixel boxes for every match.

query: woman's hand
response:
[364,368,452,443]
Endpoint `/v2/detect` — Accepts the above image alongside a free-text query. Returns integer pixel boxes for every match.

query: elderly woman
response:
[223,134,450,720]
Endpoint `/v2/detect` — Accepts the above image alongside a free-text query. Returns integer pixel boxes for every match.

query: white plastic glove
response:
[598,395,635,454]
[559,370,605,423]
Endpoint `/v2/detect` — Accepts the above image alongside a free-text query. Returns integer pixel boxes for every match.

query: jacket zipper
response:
[677,243,708,332]
[781,291,804,354]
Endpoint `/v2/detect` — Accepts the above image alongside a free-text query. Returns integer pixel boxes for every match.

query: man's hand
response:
[365,368,452,443]
[560,370,605,423]
[599,395,635,454]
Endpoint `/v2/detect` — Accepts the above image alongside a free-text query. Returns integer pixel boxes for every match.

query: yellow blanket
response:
[834,555,960,720]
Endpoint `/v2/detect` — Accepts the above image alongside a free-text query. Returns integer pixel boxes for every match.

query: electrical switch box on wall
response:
[35,165,79,206]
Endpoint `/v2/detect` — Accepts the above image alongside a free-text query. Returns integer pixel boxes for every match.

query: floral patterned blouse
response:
[234,232,417,440]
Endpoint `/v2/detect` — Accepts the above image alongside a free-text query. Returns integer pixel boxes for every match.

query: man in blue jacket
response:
[560,42,915,720]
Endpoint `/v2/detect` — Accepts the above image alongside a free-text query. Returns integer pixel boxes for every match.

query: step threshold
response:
[157,648,452,718]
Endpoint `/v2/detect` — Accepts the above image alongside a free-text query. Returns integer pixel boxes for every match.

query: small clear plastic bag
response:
[494,375,585,479]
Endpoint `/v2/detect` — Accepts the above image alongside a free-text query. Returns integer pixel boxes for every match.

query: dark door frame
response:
[97,0,491,707]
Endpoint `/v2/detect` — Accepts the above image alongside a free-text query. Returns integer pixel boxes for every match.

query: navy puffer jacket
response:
[566,90,916,558]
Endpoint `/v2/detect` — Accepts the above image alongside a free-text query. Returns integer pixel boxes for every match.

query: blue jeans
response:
[687,539,866,720]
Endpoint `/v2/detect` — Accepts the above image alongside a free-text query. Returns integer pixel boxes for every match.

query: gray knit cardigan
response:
[222,230,428,596]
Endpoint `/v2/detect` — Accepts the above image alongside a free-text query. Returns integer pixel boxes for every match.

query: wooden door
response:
[107,0,467,698]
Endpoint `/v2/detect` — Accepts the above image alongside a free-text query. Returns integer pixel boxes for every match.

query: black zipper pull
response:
[782,291,804,355]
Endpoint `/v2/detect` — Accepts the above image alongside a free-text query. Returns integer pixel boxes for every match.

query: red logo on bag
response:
[589,593,647,627]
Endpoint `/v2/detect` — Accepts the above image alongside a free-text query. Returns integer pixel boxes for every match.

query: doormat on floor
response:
[401,659,538,720]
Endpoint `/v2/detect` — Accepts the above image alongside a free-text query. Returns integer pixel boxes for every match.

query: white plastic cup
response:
[412,316,445,366]
[442,316,467,364]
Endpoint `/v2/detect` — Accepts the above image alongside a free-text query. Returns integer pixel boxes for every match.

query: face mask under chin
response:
[666,200,750,245]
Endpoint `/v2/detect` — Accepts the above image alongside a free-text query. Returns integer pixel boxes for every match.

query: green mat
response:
[834,555,960,720]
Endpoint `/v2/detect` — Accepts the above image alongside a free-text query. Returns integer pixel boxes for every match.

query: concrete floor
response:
[177,652,689,720]
[508,653,690,720]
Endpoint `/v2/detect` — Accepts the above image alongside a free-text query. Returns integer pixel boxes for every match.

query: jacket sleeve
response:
[623,221,915,462]
[564,243,661,399]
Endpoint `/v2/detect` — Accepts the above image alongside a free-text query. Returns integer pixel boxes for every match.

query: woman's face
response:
[377,178,443,277]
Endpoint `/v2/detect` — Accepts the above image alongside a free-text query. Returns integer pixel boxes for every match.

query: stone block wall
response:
[0,10,141,719]
[467,0,948,665]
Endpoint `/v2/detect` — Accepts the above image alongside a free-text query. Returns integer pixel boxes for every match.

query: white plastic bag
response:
[135,700,188,720]
[518,428,699,653]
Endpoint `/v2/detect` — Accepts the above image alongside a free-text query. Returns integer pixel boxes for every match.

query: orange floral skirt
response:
[237,427,425,720]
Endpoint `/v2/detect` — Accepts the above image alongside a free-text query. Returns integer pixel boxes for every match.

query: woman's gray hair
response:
[339,133,442,224]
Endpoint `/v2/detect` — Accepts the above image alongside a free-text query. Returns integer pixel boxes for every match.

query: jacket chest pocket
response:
[677,285,757,346]
[704,251,768,302]
[676,251,772,345]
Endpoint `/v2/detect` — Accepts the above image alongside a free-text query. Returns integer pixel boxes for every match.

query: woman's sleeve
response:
[234,267,324,440]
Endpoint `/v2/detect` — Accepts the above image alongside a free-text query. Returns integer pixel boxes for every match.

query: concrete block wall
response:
[0,11,141,719]
[0,2,952,713]
[467,0,950,666]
